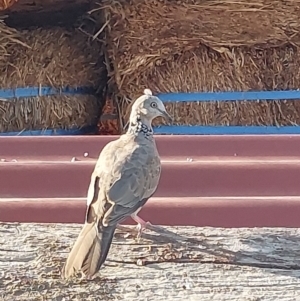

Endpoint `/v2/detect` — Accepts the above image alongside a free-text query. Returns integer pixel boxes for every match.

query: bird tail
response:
[61,222,117,279]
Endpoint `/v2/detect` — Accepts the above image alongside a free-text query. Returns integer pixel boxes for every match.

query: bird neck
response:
[127,114,153,138]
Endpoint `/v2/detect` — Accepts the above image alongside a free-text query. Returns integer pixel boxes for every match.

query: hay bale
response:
[0,95,100,132]
[0,0,16,10]
[0,22,107,133]
[0,18,27,66]
[95,0,300,128]
[0,26,105,88]
[118,46,300,127]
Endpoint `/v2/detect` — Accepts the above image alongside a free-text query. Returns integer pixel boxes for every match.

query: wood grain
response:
[1,222,300,300]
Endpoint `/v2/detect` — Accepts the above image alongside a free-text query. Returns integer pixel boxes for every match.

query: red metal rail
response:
[1,135,300,227]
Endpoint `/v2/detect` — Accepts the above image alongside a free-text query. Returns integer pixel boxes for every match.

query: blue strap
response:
[154,125,300,135]
[0,86,96,100]
[2,88,300,101]
[156,90,300,102]
[2,87,300,135]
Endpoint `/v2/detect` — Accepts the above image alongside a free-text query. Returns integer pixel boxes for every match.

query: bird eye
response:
[150,102,157,108]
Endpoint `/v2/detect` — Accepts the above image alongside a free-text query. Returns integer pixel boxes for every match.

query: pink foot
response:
[131,214,152,238]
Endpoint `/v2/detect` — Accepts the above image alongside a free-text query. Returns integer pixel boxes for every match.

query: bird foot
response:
[136,220,152,239]
[135,220,164,239]
[131,214,152,239]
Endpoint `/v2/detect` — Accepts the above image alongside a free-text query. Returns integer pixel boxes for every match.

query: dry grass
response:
[118,46,300,127]
[0,26,106,89]
[0,22,107,132]
[92,0,300,128]
[0,0,16,10]
[100,0,300,87]
[0,18,29,67]
[0,94,102,132]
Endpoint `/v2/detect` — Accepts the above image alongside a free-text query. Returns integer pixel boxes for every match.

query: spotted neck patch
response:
[128,116,153,138]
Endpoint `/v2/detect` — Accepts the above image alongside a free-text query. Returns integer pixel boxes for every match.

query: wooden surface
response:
[1,223,300,300]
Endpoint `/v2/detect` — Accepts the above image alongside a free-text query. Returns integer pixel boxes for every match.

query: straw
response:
[93,0,300,127]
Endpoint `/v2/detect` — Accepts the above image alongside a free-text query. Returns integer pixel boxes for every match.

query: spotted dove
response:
[61,89,172,279]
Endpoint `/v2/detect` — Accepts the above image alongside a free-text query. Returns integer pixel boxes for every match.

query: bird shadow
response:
[236,231,300,279]
[111,225,300,280]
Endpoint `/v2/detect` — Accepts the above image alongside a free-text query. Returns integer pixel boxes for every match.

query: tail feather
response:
[81,224,116,277]
[61,222,116,279]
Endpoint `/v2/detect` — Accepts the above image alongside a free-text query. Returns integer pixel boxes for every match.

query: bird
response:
[61,88,172,280]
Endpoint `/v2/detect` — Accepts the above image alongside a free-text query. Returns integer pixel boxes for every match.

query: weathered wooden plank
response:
[1,222,300,300]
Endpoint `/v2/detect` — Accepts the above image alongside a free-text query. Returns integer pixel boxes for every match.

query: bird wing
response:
[85,135,161,227]
[104,144,161,225]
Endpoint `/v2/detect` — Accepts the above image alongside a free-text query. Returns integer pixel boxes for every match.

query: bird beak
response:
[159,109,173,123]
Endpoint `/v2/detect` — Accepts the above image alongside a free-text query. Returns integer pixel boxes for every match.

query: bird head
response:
[130,89,172,123]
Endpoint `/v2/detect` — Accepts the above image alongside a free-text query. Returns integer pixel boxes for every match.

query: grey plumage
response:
[61,89,172,279]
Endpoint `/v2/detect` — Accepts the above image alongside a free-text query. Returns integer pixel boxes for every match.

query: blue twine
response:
[153,125,300,135]
[2,87,300,102]
[2,87,300,136]
[156,90,300,102]
[0,86,98,136]
[154,90,300,135]
[0,86,96,100]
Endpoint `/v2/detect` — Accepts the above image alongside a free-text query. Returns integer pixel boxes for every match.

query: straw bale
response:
[101,0,300,89]
[117,46,300,127]
[95,0,300,128]
[0,94,101,133]
[0,26,106,89]
[0,23,107,132]
[0,0,16,10]
[0,18,28,66]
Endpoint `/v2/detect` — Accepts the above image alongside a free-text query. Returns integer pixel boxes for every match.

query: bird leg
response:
[115,216,149,238]
[116,215,164,239]
[131,214,150,238]
[131,214,163,239]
